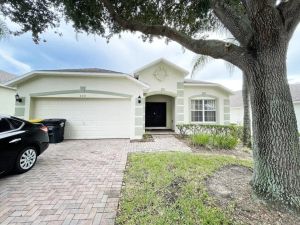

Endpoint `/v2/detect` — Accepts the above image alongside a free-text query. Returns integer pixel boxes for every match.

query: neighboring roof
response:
[133,58,189,76]
[0,83,16,91]
[6,70,149,89]
[230,83,300,107]
[38,68,123,74]
[184,79,233,94]
[0,70,17,84]
[289,83,300,102]
[230,90,243,107]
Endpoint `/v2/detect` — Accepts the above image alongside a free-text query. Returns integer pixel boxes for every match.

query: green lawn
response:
[117,152,252,225]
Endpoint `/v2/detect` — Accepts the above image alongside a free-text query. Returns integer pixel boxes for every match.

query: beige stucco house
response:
[6,58,232,140]
[0,84,16,115]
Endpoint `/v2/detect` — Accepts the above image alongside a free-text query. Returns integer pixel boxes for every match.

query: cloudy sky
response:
[0,22,299,91]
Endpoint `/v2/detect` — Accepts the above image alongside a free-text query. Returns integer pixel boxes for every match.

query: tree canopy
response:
[2,1,299,69]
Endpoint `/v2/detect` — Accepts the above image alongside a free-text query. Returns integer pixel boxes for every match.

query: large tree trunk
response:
[242,73,252,148]
[247,46,300,209]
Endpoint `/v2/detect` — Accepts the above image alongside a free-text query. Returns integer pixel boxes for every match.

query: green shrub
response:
[211,135,238,150]
[190,134,210,146]
[177,124,243,140]
[190,133,238,150]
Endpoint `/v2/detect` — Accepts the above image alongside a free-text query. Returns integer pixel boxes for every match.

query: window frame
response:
[190,98,217,123]
[0,117,25,134]
[7,118,25,130]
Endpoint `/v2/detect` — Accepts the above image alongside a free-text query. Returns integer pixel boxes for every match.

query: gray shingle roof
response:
[289,83,300,102]
[0,70,16,84]
[37,68,123,74]
[230,83,300,107]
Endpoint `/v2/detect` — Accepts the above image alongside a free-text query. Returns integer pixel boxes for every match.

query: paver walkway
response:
[0,135,191,225]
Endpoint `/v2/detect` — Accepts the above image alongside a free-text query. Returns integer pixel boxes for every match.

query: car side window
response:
[7,119,23,130]
[0,119,12,133]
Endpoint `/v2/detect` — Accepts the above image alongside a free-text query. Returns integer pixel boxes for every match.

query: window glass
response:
[205,111,216,122]
[191,99,216,122]
[0,119,12,133]
[191,111,203,122]
[204,100,216,111]
[7,119,23,129]
[191,100,203,110]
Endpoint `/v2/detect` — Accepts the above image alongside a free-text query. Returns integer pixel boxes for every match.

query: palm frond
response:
[0,20,9,40]
[191,54,213,78]
[224,61,235,76]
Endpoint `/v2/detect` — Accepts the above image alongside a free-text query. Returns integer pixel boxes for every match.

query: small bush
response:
[190,133,238,150]
[190,134,210,146]
[177,124,243,140]
[211,135,239,150]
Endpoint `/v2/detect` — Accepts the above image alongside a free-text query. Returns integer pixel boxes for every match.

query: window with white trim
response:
[191,99,216,122]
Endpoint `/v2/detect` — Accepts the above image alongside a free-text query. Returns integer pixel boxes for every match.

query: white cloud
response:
[0,49,31,73]
[288,74,300,84]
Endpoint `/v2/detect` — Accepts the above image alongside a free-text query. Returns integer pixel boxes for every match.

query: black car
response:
[0,115,49,175]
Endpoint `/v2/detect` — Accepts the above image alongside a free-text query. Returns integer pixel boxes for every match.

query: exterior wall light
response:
[15,94,22,103]
[138,95,142,104]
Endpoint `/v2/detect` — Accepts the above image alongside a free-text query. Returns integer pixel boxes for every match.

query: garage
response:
[31,98,131,139]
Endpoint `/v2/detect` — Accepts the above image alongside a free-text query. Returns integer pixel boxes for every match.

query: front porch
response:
[144,94,176,131]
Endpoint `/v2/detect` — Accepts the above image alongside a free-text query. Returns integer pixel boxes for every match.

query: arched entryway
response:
[145,94,175,130]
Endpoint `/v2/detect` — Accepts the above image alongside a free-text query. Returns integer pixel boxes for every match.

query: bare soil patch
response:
[206,165,300,225]
[163,176,187,205]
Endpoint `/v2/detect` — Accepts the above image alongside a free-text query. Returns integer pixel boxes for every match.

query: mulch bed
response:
[206,165,300,225]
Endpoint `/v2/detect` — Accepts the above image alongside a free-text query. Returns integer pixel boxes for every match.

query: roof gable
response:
[6,70,149,89]
[133,58,189,77]
[37,68,123,74]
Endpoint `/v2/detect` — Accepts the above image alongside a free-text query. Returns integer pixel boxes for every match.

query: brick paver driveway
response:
[0,135,190,225]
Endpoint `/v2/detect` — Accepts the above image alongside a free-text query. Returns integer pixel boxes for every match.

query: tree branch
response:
[210,0,252,46]
[101,0,247,69]
[278,1,300,40]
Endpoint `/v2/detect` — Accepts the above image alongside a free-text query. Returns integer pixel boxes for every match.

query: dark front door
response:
[145,102,167,127]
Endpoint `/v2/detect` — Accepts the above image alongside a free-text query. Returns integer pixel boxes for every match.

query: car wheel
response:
[15,147,37,173]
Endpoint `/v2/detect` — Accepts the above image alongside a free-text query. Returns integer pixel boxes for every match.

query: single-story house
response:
[230,83,300,130]
[6,58,232,140]
[0,70,17,115]
[0,84,16,115]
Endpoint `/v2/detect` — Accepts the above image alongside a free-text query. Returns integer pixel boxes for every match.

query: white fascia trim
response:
[6,71,150,89]
[184,83,234,94]
[133,58,189,76]
[125,74,149,89]
[0,83,16,90]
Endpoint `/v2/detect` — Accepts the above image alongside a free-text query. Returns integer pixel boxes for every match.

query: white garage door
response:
[32,98,131,139]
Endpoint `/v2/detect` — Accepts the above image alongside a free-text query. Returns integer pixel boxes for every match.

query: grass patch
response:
[117,152,252,225]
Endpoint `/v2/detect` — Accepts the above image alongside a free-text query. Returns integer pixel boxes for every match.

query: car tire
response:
[15,147,38,173]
